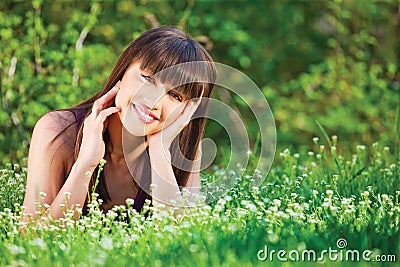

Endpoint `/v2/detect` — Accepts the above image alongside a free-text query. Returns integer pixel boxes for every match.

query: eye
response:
[141,74,155,84]
[168,90,183,102]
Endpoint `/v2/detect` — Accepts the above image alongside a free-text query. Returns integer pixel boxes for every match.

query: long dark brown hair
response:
[52,27,216,204]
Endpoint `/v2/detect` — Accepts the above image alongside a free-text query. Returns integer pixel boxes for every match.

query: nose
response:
[142,84,166,111]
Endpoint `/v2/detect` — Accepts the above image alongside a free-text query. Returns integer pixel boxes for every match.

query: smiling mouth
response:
[132,104,159,124]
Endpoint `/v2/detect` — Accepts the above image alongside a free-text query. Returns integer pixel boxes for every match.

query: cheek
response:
[164,103,185,123]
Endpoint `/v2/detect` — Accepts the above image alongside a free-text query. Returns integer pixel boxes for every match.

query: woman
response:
[22,26,216,220]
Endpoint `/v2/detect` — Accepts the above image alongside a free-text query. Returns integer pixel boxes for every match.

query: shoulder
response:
[36,110,76,131]
[33,110,78,154]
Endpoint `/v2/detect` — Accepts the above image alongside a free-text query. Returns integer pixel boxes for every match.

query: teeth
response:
[135,105,153,121]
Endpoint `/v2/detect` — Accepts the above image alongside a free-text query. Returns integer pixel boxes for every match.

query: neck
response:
[107,113,147,165]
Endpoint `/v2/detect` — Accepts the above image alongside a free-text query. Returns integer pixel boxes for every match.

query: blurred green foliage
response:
[0,0,399,165]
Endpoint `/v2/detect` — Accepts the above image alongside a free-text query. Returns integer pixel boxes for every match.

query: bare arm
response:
[22,111,96,221]
[148,140,203,208]
[23,82,121,221]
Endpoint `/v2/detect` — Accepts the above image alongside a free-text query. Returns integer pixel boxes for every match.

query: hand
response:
[148,97,202,153]
[77,81,121,168]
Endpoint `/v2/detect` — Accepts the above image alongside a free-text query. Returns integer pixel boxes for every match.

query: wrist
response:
[148,144,171,161]
[74,157,98,174]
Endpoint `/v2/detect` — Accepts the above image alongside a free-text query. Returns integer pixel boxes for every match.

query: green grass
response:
[0,137,398,266]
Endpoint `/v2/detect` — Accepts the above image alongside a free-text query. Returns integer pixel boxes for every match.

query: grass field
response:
[0,136,398,266]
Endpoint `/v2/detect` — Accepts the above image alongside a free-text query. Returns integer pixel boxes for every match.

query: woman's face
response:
[115,63,188,136]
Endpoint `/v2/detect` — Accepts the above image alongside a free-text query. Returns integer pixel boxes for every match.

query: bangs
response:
[135,36,216,99]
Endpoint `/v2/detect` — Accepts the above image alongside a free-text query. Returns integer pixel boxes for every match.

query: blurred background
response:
[0,0,399,166]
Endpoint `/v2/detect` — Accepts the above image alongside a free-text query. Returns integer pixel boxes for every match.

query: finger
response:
[187,99,201,118]
[176,101,197,127]
[92,81,121,115]
[96,106,121,123]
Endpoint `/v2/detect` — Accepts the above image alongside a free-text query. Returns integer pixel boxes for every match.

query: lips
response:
[132,104,159,124]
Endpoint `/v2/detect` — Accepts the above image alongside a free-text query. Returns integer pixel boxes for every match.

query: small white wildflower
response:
[101,237,113,250]
[383,147,389,152]
[39,192,47,198]
[326,190,334,197]
[85,171,92,177]
[293,153,300,158]
[308,151,314,156]
[357,145,366,150]
[252,186,259,195]
[217,198,226,206]
[273,199,281,206]
[29,238,46,250]
[247,203,257,212]
[126,198,134,206]
[150,183,157,191]
[100,159,107,165]
[319,145,325,152]
[313,137,319,144]
[6,245,25,255]
[224,195,232,202]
